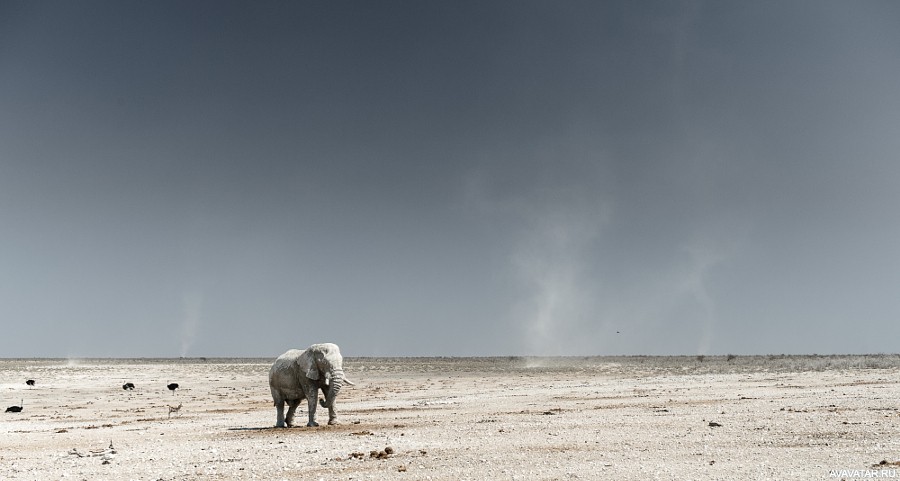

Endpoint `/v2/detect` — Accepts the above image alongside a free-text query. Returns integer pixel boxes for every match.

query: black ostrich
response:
[25,379,35,387]
[167,383,179,395]
[122,382,135,391]
[6,400,23,413]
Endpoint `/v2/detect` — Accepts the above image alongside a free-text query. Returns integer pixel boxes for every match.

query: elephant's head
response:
[299,343,354,409]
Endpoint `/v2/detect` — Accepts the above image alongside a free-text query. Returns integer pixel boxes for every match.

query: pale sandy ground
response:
[2,356,899,480]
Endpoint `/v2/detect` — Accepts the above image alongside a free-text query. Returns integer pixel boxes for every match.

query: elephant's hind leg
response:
[285,399,301,428]
[274,400,286,428]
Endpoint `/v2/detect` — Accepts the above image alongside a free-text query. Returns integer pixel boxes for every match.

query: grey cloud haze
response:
[2,1,899,357]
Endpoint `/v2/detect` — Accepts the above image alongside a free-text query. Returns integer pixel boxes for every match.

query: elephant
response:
[268,343,354,428]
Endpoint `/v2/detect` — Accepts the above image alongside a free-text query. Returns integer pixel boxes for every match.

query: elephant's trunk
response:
[324,368,345,408]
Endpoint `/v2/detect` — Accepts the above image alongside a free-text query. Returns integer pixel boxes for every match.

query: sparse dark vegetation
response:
[344,354,900,376]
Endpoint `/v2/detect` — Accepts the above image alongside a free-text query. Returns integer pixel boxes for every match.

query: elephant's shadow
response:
[226,421,370,433]
[225,426,333,434]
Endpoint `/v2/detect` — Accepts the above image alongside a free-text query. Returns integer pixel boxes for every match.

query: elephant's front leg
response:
[304,384,319,427]
[326,401,338,425]
[318,384,338,425]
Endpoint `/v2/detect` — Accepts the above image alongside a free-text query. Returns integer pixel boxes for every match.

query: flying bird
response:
[122,382,135,391]
[6,400,23,413]
[26,379,35,386]
[167,383,179,395]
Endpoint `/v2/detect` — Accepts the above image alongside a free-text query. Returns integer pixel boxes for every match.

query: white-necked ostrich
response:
[122,382,135,390]
[26,379,35,387]
[167,383,179,395]
[6,400,23,413]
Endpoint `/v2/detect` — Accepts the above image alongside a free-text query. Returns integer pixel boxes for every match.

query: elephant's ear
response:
[297,349,320,381]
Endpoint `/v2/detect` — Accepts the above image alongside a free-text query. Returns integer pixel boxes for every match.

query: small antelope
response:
[167,403,182,418]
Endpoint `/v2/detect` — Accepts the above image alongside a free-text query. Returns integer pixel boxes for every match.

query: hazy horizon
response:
[2,353,898,360]
[3,1,900,358]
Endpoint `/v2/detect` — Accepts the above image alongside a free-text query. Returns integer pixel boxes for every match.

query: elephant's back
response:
[269,349,303,382]
[270,350,302,373]
[274,349,305,362]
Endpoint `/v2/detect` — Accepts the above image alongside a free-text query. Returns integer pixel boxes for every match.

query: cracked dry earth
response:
[2,357,899,480]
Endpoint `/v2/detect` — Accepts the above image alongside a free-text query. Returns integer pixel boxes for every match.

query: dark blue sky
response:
[2,1,899,357]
